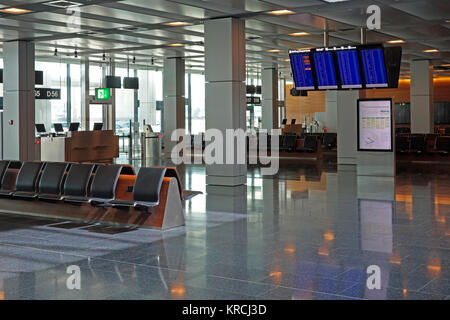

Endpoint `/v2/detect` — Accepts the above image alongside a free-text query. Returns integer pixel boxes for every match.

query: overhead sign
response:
[95,88,111,100]
[357,99,393,152]
[246,96,261,105]
[35,88,61,100]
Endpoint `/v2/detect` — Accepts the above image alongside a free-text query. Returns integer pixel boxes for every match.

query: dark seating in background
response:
[445,128,450,135]
[298,135,317,153]
[410,134,426,154]
[396,135,410,154]
[323,133,337,150]
[280,133,297,152]
[436,136,450,154]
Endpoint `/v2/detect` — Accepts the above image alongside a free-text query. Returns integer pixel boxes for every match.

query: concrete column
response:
[163,57,185,155]
[410,60,434,133]
[205,17,246,187]
[81,57,90,131]
[323,91,338,132]
[261,68,279,130]
[3,41,35,161]
[337,91,359,165]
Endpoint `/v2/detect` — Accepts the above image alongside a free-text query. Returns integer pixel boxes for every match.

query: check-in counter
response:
[40,130,119,163]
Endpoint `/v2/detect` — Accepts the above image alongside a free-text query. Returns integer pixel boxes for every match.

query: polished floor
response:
[0,160,449,300]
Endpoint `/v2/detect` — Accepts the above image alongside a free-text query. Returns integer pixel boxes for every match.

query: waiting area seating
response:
[0,160,202,216]
[395,133,450,155]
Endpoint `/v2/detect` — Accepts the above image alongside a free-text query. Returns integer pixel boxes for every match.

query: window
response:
[35,61,68,131]
[138,68,163,133]
[115,67,136,134]
[70,64,81,124]
[190,73,205,134]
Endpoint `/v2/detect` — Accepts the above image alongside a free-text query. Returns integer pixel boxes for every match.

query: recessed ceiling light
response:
[165,21,190,27]
[266,49,281,53]
[168,43,184,47]
[0,7,32,14]
[45,1,82,8]
[282,58,291,62]
[289,32,310,36]
[387,39,406,44]
[296,47,313,51]
[424,49,439,53]
[322,0,350,3]
[267,9,295,16]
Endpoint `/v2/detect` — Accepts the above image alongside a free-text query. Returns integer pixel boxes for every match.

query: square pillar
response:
[205,17,246,187]
[337,91,359,165]
[323,91,338,132]
[3,41,35,161]
[410,60,433,134]
[261,68,279,130]
[163,57,185,155]
[80,57,90,131]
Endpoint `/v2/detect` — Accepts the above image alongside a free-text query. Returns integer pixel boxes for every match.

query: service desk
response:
[41,130,119,163]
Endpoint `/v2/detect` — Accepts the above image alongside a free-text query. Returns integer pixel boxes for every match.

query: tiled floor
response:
[0,160,449,300]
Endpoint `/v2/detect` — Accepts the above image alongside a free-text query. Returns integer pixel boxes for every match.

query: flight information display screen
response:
[360,48,388,88]
[313,51,338,89]
[290,52,315,90]
[336,49,362,89]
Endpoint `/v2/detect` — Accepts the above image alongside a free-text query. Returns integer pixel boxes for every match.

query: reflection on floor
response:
[0,159,449,300]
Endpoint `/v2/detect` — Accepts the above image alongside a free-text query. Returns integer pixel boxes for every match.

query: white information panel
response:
[358,99,393,152]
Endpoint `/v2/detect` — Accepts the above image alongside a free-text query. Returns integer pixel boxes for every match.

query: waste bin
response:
[141,125,162,159]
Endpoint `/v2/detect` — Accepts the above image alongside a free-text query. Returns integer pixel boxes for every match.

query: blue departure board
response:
[336,49,362,89]
[290,52,315,90]
[313,51,338,89]
[360,48,388,88]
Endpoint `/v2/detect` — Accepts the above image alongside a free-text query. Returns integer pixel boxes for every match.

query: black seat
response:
[436,136,450,154]
[89,165,122,204]
[396,135,410,154]
[64,165,122,204]
[109,167,166,213]
[299,135,317,152]
[323,133,336,149]
[410,134,426,154]
[38,162,70,200]
[12,162,45,198]
[62,164,96,202]
[0,161,10,183]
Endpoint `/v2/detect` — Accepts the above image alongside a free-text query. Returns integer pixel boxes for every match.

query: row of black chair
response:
[396,127,450,135]
[0,161,166,213]
[396,135,450,154]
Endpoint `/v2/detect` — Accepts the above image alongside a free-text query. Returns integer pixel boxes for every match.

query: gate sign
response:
[35,88,61,100]
[246,96,261,105]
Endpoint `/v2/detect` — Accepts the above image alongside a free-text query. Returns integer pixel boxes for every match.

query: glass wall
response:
[138,68,163,133]
[190,73,205,134]
[115,67,135,134]
[70,64,82,124]
[35,61,68,132]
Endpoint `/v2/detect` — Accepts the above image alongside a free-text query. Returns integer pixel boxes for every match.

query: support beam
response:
[81,57,90,131]
[205,17,246,187]
[337,91,359,165]
[410,60,434,134]
[163,57,185,154]
[261,68,279,130]
[3,41,35,161]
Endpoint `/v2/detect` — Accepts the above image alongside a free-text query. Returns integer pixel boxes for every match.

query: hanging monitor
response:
[35,71,44,85]
[360,46,388,88]
[105,76,121,89]
[312,49,338,90]
[289,50,315,90]
[336,47,362,89]
[123,77,139,89]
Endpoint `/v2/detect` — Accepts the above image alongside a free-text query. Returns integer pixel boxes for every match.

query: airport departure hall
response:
[0,0,448,305]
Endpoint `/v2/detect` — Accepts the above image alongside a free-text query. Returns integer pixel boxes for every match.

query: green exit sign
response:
[95,88,111,100]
